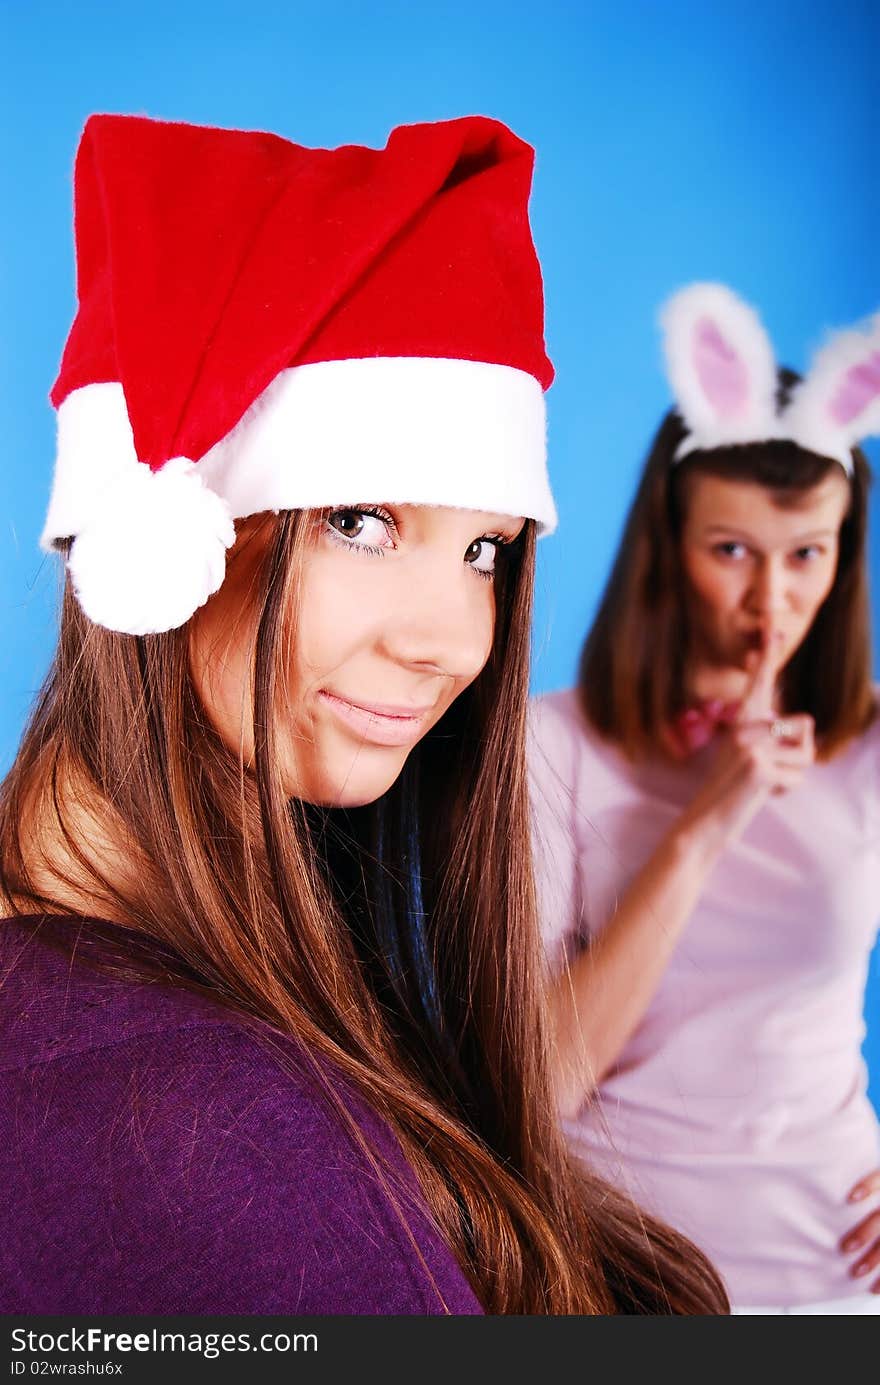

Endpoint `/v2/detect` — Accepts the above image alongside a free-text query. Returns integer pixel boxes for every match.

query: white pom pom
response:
[67,458,236,635]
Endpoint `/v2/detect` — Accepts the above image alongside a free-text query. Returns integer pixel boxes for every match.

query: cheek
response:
[188,588,261,753]
[294,549,371,680]
[798,560,838,619]
[472,592,495,671]
[683,553,743,619]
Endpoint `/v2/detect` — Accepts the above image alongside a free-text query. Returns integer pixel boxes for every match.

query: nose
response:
[748,556,791,619]
[379,553,493,681]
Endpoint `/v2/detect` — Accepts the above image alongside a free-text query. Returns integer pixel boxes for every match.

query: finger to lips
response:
[740,627,783,720]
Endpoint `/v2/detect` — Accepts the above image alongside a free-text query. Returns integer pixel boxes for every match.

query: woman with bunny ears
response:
[530,284,880,1314]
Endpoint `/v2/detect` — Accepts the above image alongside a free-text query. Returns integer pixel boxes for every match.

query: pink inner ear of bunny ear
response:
[692,317,749,418]
[829,351,880,425]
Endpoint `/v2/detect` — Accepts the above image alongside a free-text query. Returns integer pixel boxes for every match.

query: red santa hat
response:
[43,113,557,635]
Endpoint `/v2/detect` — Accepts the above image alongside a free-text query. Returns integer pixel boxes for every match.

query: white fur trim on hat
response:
[44,357,553,635]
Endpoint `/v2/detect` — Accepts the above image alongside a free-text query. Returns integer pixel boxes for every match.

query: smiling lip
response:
[318,691,434,747]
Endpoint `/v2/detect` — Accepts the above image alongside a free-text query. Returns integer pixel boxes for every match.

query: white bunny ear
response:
[660,283,780,460]
[784,314,880,475]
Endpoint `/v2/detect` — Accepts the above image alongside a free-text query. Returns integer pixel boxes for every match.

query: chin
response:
[295,753,409,810]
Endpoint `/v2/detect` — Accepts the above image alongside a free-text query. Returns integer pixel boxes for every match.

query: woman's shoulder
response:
[0,915,481,1315]
[0,913,247,1071]
[528,686,582,737]
[821,690,880,778]
[528,687,630,798]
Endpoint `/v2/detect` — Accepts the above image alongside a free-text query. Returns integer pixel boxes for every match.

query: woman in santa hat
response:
[530,283,880,1314]
[0,115,726,1315]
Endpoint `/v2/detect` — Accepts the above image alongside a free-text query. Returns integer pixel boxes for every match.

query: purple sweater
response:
[0,916,482,1315]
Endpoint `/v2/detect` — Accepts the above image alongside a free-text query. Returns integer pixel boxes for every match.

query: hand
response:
[840,1169,880,1292]
[676,628,816,856]
[734,624,816,797]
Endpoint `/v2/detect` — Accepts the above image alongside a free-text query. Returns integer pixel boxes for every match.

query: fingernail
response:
[849,1187,867,1201]
[853,1261,871,1277]
[841,1237,859,1252]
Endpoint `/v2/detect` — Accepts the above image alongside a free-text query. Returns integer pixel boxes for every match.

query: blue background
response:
[2,1,878,1107]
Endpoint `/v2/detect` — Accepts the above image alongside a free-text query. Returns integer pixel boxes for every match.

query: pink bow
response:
[671,699,740,756]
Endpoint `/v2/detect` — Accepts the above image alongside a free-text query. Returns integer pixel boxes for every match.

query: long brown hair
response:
[0,509,728,1314]
[580,371,875,759]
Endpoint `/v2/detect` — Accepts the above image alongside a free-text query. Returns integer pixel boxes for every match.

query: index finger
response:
[739,627,784,720]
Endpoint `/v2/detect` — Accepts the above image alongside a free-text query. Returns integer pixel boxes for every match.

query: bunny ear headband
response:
[660,283,880,476]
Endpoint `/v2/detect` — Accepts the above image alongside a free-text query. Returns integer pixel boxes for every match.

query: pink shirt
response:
[529,688,880,1308]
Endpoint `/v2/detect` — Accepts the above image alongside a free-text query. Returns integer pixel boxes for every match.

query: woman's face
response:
[190,503,524,807]
[680,470,850,673]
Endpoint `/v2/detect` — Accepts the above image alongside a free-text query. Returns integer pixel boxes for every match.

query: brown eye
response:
[328,510,365,538]
[325,507,395,554]
[465,538,497,575]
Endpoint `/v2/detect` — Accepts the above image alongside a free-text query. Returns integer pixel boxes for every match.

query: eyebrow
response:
[703,525,837,544]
